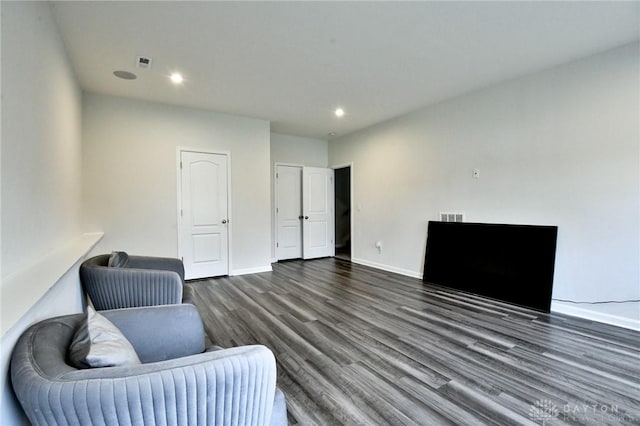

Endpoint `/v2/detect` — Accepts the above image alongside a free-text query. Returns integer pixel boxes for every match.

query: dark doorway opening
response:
[334,166,351,261]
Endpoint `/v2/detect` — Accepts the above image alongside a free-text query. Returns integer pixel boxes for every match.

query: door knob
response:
[222,219,227,224]
[298,215,303,220]
[304,216,309,220]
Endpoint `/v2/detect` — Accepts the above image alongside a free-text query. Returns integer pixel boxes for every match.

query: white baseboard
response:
[350,257,423,279]
[551,301,640,331]
[230,265,273,276]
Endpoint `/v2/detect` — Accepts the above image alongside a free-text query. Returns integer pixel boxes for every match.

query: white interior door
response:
[276,165,303,260]
[179,151,229,279]
[303,167,334,259]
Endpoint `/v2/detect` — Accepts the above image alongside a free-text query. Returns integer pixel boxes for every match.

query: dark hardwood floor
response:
[187,258,640,426]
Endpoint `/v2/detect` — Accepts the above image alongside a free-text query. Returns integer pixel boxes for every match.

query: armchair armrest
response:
[102,304,205,363]
[127,255,185,280]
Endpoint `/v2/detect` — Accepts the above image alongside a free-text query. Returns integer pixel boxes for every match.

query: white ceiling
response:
[51,1,639,140]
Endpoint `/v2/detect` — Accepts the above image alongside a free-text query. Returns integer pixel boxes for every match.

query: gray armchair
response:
[11,304,287,426]
[80,252,193,310]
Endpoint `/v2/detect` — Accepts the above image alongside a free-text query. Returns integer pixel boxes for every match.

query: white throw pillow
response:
[68,306,141,368]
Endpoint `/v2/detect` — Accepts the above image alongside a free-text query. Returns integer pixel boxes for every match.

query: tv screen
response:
[423,221,558,312]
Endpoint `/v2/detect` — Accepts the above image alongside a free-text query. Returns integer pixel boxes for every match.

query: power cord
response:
[552,298,640,305]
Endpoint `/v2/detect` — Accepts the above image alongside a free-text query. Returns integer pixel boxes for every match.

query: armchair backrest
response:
[80,254,185,310]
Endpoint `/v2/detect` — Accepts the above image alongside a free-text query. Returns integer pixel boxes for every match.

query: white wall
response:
[83,94,272,273]
[329,43,640,327]
[271,133,329,168]
[270,133,328,260]
[1,2,83,278]
[1,2,86,423]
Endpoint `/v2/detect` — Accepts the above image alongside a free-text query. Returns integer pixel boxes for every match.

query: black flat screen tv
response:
[423,221,558,312]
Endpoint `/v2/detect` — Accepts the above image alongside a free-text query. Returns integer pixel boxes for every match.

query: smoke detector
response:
[136,56,152,69]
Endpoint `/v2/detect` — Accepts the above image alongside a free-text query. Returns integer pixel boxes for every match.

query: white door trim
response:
[176,147,232,276]
[331,162,355,260]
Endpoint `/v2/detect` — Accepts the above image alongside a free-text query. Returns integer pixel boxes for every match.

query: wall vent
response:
[136,56,152,69]
[440,212,464,223]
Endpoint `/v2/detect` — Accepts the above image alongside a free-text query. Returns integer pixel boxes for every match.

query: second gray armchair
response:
[80,252,193,310]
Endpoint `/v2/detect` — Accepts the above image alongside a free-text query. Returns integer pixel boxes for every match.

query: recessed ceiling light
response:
[328,132,337,137]
[334,108,345,117]
[170,72,184,84]
[113,70,137,80]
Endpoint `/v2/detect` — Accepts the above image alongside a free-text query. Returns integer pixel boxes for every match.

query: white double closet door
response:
[276,165,334,260]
